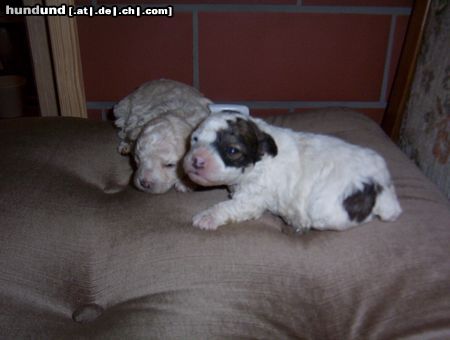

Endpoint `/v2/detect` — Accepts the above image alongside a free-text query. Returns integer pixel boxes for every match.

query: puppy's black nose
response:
[139,178,154,189]
[192,156,205,169]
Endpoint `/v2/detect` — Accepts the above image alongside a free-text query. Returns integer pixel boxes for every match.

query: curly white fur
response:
[183,113,402,232]
[114,79,212,193]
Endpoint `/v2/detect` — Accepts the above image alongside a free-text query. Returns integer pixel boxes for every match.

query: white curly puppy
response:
[183,112,402,232]
[114,79,212,193]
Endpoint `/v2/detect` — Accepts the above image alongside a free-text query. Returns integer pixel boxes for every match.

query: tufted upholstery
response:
[1,110,449,338]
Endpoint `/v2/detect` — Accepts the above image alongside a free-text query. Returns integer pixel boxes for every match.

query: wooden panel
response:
[46,0,87,118]
[24,0,59,117]
[381,0,431,141]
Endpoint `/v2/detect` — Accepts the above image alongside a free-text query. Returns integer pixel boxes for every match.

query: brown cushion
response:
[1,110,449,338]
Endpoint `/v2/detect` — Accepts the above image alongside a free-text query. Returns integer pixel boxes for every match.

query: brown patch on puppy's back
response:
[343,182,383,222]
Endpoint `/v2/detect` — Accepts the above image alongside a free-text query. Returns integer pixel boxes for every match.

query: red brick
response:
[199,12,391,102]
[100,0,296,4]
[303,0,412,7]
[77,14,193,102]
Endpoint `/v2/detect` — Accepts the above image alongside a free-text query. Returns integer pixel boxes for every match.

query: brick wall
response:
[76,1,412,122]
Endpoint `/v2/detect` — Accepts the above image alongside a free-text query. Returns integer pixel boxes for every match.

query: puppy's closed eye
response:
[164,162,176,168]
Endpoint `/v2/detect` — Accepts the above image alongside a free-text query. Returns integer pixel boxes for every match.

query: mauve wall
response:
[76,1,412,122]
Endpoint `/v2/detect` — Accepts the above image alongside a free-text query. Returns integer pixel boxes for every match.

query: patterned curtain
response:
[400,0,450,199]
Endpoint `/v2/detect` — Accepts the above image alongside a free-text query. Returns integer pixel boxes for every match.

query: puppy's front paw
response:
[193,209,221,230]
[174,181,192,193]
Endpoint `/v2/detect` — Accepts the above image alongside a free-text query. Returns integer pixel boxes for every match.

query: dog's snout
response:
[193,156,206,169]
[139,178,154,189]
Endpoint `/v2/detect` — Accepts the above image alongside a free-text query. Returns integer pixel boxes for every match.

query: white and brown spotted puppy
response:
[183,112,402,232]
[114,79,212,193]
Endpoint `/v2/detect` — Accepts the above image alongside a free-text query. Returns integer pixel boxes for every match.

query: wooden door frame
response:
[26,0,87,118]
[381,0,432,141]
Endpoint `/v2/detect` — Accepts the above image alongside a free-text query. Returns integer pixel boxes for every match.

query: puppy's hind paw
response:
[193,209,221,230]
[175,181,195,193]
[280,220,310,236]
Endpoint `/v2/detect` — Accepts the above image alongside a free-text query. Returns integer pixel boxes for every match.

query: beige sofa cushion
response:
[1,110,449,338]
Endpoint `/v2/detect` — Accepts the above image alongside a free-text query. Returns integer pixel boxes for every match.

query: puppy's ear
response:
[240,118,278,158]
[232,117,278,161]
[257,130,277,158]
